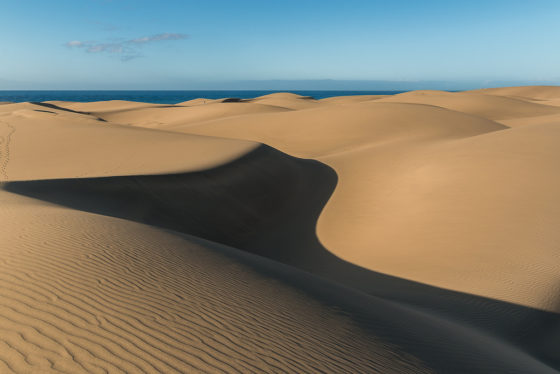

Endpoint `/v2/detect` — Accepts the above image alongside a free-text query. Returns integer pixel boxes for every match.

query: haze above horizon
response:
[1,0,559,90]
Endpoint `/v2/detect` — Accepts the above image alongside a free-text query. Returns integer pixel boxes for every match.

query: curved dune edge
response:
[315,121,560,313]
[159,89,560,314]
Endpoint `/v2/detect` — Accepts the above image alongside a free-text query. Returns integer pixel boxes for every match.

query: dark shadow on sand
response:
[30,102,107,121]
[4,144,560,370]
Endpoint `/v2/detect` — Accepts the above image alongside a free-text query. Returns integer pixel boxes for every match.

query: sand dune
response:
[377,90,560,122]
[171,101,506,157]
[159,89,560,312]
[5,189,558,373]
[177,93,320,111]
[92,102,291,129]
[472,85,560,100]
[316,121,560,311]
[0,102,257,181]
[2,86,560,373]
[319,94,388,103]
[246,93,322,110]
[470,86,560,109]
[49,100,170,113]
[0,191,430,373]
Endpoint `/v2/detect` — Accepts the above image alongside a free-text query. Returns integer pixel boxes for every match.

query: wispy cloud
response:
[65,33,188,61]
[66,40,85,47]
[130,33,188,44]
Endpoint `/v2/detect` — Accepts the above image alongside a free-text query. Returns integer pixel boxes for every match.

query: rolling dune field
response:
[1,86,560,373]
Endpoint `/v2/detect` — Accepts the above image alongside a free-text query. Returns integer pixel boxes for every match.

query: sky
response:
[1,0,559,90]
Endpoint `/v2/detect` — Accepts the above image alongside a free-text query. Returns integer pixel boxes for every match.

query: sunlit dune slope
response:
[249,93,322,110]
[174,101,506,157]
[377,90,560,121]
[316,121,560,311]
[0,102,257,181]
[48,100,169,113]
[471,85,560,100]
[92,102,291,129]
[319,95,388,103]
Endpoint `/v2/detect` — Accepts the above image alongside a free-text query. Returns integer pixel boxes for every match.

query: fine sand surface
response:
[1,86,560,373]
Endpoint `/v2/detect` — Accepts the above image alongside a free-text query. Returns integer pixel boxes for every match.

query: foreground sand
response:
[1,86,560,373]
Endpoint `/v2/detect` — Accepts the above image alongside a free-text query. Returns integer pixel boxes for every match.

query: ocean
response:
[0,90,405,104]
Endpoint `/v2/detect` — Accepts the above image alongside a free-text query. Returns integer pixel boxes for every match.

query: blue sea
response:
[0,90,405,104]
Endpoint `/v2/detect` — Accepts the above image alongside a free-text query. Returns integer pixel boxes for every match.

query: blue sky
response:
[1,0,559,89]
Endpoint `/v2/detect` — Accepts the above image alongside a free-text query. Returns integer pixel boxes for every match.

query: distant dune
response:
[472,85,560,100]
[2,87,560,373]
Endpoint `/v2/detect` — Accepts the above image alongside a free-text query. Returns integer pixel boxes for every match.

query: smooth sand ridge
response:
[178,98,214,106]
[2,186,559,374]
[178,98,254,106]
[376,89,560,122]
[0,102,258,181]
[44,100,171,113]
[249,93,322,110]
[185,93,321,110]
[471,85,560,100]
[162,101,507,157]
[319,95,389,104]
[82,102,292,129]
[465,86,560,125]
[472,86,560,112]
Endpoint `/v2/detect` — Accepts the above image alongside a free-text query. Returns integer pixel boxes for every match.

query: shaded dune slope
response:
[6,144,560,371]
[4,189,559,373]
[1,190,435,374]
[166,93,560,317]
[4,145,334,264]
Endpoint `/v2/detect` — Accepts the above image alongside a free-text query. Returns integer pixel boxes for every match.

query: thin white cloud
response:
[65,33,188,61]
[131,33,188,44]
[66,40,85,47]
